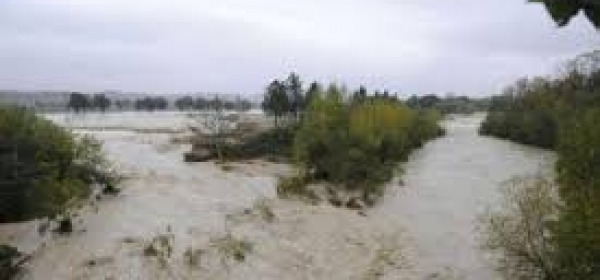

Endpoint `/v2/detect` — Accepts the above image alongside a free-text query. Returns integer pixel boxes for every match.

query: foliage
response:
[406,94,489,115]
[0,245,22,280]
[529,0,600,28]
[114,99,133,110]
[175,95,252,111]
[286,72,304,119]
[480,51,600,149]
[175,96,195,110]
[480,177,558,280]
[0,106,118,222]
[480,51,600,279]
[293,84,442,200]
[305,81,322,108]
[276,175,313,199]
[261,73,442,204]
[262,79,289,127]
[262,73,315,127]
[68,93,112,112]
[67,93,91,113]
[220,126,297,161]
[91,94,111,112]
[552,108,600,279]
[134,97,168,111]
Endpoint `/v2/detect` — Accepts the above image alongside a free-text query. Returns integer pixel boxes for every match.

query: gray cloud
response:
[0,0,598,95]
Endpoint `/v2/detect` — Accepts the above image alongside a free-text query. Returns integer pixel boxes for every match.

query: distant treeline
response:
[67,93,253,113]
[479,50,600,279]
[260,73,485,126]
[173,96,251,111]
[405,94,489,114]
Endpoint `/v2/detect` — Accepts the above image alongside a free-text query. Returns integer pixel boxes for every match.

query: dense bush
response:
[293,85,442,199]
[480,110,557,149]
[552,108,600,279]
[480,51,600,149]
[0,245,21,280]
[0,106,118,222]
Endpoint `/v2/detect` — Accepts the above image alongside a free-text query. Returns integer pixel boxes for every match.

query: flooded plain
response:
[0,112,555,279]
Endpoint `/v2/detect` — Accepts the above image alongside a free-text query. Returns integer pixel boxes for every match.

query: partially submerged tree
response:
[262,80,289,128]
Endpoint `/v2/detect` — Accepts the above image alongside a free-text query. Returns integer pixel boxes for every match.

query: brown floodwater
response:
[0,112,554,279]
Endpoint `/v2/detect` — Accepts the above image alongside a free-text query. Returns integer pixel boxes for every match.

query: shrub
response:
[276,176,310,198]
[56,217,74,234]
[0,106,119,222]
[220,126,296,161]
[293,88,441,201]
[210,234,253,262]
[480,176,558,280]
[0,245,22,280]
[552,108,600,279]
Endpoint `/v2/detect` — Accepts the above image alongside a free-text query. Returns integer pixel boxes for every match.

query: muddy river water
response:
[1,112,555,279]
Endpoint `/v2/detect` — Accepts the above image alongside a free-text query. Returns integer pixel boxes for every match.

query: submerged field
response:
[0,112,554,279]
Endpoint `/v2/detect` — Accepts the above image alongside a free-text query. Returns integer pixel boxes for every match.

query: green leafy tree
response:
[114,99,132,110]
[175,96,195,111]
[0,245,21,280]
[262,80,289,128]
[92,94,111,112]
[293,84,441,201]
[352,85,368,104]
[553,108,600,279]
[0,107,117,222]
[67,93,90,113]
[286,72,304,120]
[305,81,322,108]
[135,97,168,111]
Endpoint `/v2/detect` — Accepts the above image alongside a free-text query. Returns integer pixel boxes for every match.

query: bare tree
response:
[188,96,239,162]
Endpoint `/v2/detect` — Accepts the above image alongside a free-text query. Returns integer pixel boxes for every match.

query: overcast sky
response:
[0,0,599,96]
